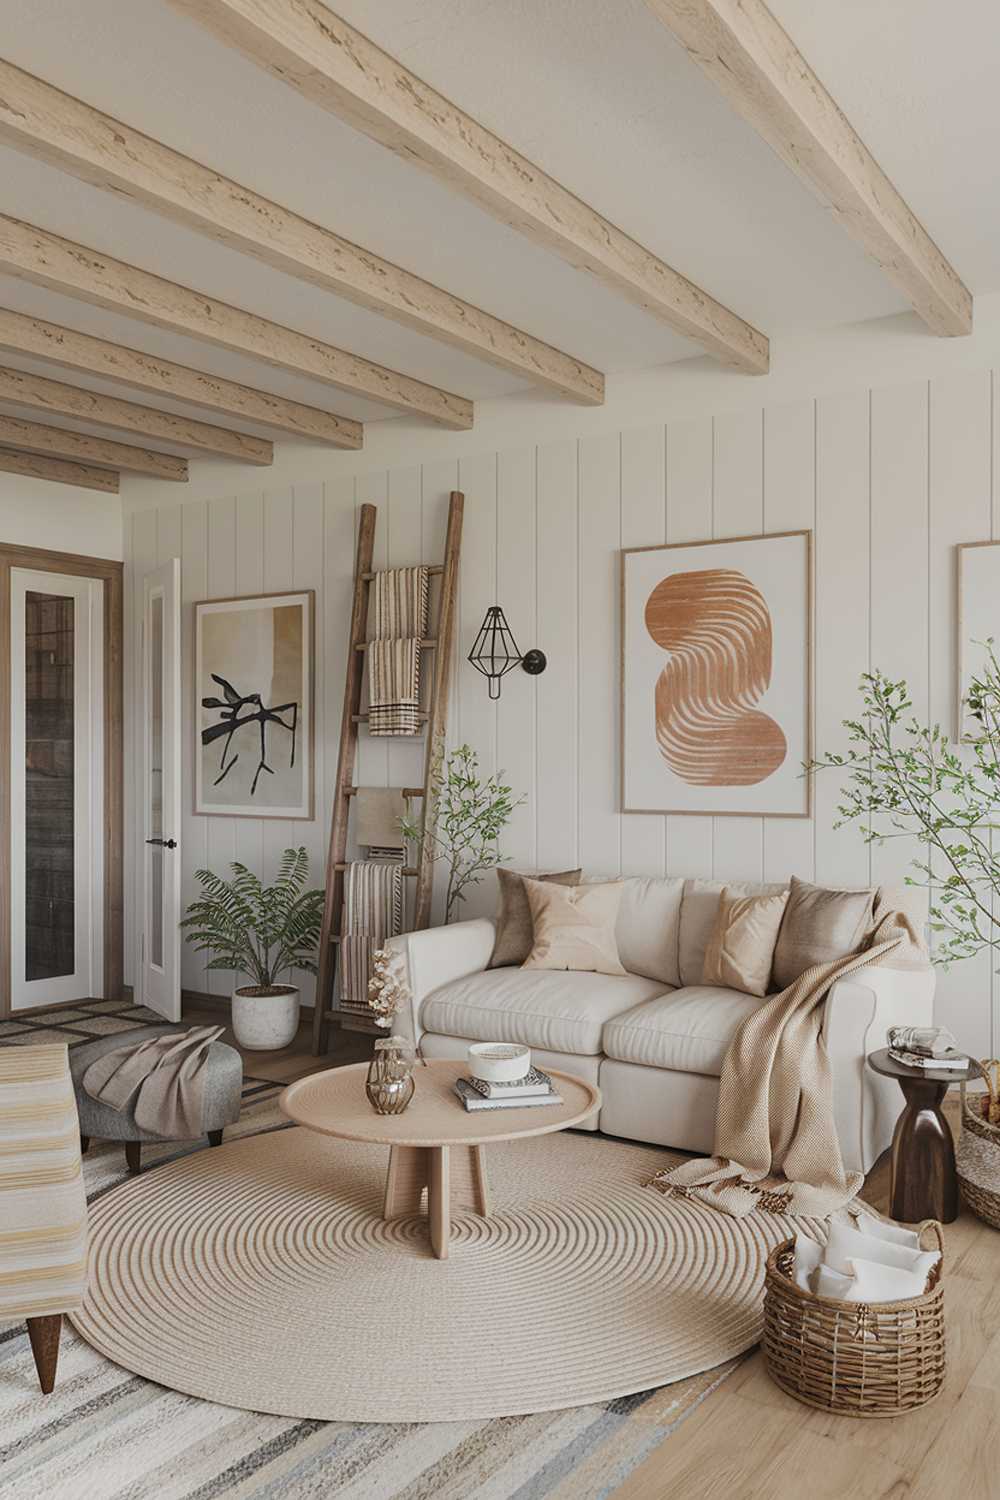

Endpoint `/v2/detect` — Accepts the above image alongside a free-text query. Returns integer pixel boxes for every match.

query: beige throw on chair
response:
[368,566,429,736]
[83,1026,225,1140]
[340,860,404,1014]
[651,901,930,1218]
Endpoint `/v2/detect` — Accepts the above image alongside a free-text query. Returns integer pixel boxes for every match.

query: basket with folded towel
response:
[763,1207,945,1416]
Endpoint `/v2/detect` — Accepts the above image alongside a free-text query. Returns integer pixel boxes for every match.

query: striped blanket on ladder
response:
[339,861,404,1014]
[368,566,429,736]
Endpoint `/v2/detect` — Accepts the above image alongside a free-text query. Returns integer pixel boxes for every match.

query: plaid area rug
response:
[0,998,167,1047]
[0,1023,741,1500]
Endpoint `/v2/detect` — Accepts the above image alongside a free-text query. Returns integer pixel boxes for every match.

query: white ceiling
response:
[0,0,995,456]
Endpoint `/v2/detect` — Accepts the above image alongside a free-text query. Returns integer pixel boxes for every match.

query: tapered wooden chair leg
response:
[27,1315,62,1394]
[125,1141,142,1174]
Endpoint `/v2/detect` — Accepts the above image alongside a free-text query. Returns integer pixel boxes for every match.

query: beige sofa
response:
[388,876,935,1175]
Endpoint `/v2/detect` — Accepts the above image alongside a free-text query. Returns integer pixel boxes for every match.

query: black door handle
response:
[145,837,177,849]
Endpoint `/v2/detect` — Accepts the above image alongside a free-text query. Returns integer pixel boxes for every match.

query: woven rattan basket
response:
[959,1066,1000,1229]
[762,1220,945,1417]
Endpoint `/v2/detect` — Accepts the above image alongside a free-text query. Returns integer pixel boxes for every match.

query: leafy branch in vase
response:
[401,741,524,923]
[807,640,1000,968]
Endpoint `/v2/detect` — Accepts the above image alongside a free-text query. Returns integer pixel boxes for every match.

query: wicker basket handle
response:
[962,1059,997,1125]
[917,1219,945,1267]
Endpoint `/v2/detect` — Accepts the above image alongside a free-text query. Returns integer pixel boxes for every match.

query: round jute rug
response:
[72,1127,810,1423]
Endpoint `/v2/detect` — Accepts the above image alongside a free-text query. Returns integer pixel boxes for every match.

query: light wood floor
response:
[185,1005,1000,1496]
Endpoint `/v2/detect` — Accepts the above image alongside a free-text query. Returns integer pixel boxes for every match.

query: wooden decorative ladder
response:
[312,491,464,1055]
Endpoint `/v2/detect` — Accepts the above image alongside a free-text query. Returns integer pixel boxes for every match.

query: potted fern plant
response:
[180,847,325,1050]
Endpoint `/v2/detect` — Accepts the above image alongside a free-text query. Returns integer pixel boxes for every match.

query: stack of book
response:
[454,1066,563,1111]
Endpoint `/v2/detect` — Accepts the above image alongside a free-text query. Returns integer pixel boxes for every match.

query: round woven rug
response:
[72,1126,807,1422]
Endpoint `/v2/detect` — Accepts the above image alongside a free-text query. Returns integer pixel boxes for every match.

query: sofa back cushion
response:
[613,876,684,988]
[678,878,788,987]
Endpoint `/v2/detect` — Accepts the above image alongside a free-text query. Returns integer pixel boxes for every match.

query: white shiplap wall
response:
[124,369,1000,1054]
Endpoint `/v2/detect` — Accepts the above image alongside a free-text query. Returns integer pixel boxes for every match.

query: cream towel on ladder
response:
[650,900,931,1219]
[368,566,428,737]
[340,860,404,1013]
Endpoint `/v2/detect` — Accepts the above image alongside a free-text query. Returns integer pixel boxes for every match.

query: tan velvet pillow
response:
[489,868,582,967]
[772,875,876,990]
[521,878,626,976]
[701,886,789,997]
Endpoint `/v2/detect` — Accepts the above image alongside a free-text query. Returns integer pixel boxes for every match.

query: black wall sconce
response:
[467,606,547,699]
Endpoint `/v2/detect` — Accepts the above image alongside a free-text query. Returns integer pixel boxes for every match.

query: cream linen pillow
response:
[489,867,582,967]
[701,886,789,997]
[521,878,626,976]
[771,876,876,990]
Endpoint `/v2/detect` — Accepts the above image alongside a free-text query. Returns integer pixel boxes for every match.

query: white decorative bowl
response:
[467,1042,531,1084]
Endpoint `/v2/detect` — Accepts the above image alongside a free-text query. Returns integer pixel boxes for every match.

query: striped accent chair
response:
[0,1044,88,1393]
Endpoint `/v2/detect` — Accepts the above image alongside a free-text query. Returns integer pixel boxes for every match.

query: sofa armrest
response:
[384,919,496,1045]
[823,965,936,1174]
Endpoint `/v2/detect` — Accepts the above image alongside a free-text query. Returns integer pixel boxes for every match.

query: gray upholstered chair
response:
[70,1024,243,1174]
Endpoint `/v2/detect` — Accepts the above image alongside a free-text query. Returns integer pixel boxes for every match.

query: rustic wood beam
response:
[643,0,972,337]
[0,445,118,493]
[0,308,359,447]
[0,365,273,465]
[0,216,468,429]
[0,59,603,406]
[166,0,769,373]
[0,412,187,481]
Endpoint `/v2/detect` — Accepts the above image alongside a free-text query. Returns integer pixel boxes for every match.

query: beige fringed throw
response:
[650,902,931,1218]
[368,566,428,736]
[340,860,404,1013]
[82,1026,225,1140]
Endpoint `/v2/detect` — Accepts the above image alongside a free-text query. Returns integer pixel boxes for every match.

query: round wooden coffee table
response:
[281,1059,601,1259]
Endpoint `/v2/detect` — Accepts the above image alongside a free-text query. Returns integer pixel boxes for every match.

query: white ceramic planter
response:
[232,985,300,1050]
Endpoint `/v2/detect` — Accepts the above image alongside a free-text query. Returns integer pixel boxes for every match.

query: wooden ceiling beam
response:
[0,445,119,493]
[0,217,467,430]
[166,0,769,374]
[0,59,603,406]
[0,308,359,447]
[0,412,187,481]
[0,365,273,465]
[644,0,972,337]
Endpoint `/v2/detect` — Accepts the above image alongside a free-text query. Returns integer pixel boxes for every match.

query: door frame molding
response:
[0,542,123,1018]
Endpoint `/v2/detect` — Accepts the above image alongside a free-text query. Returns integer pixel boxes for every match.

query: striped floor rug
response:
[0,1042,742,1499]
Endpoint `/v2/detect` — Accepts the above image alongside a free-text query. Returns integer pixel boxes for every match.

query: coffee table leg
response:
[428,1148,450,1259]
[383,1145,430,1219]
[890,1077,959,1224]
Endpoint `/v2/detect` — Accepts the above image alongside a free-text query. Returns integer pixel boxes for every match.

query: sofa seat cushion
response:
[602,985,766,1076]
[420,968,670,1055]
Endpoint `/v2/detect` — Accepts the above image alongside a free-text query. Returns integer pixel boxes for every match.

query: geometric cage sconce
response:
[467,606,547,699]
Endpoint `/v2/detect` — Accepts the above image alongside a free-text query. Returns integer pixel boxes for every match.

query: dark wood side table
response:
[868,1048,981,1224]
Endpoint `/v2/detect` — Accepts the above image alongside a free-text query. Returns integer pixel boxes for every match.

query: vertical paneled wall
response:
[124,369,1000,1052]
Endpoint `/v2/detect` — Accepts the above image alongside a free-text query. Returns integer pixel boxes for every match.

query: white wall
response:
[0,473,122,559]
[123,302,1000,1054]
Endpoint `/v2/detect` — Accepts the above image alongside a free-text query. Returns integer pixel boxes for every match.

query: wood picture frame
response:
[620,530,812,818]
[193,590,314,820]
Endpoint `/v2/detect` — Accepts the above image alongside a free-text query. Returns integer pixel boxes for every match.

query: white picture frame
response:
[956,541,1000,742]
[620,531,812,817]
[194,590,314,819]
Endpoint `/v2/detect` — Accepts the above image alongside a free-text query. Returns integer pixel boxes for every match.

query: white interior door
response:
[10,569,104,1010]
[141,558,181,1020]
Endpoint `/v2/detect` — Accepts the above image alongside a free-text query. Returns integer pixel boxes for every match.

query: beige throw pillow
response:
[521,878,626,976]
[701,886,789,997]
[772,875,876,990]
[489,868,582,967]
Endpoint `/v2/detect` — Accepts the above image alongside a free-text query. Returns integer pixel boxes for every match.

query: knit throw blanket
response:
[368,566,429,736]
[82,1026,225,1141]
[650,902,931,1218]
[340,860,404,1013]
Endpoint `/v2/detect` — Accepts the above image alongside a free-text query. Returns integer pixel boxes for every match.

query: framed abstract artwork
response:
[620,531,812,817]
[956,541,1000,741]
[194,591,314,819]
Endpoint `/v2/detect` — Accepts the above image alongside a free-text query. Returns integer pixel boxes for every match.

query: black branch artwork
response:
[201,673,298,797]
